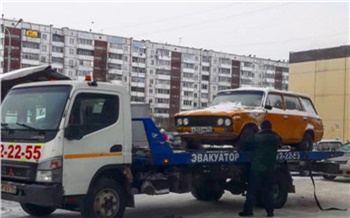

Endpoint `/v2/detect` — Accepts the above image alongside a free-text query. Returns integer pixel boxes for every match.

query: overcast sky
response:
[1,1,349,60]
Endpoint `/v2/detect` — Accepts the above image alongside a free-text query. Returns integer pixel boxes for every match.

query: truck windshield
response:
[210,90,264,107]
[1,85,71,130]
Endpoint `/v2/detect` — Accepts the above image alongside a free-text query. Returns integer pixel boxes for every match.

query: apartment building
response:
[0,18,289,130]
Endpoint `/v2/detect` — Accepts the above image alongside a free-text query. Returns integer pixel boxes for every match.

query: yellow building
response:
[289,45,350,142]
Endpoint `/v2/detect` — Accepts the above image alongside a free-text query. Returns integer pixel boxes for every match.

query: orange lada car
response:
[174,88,324,151]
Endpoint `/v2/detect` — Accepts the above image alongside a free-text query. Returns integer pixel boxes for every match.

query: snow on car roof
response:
[216,87,312,99]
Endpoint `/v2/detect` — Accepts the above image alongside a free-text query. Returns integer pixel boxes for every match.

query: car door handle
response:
[303,117,307,121]
[283,115,288,120]
[110,144,122,152]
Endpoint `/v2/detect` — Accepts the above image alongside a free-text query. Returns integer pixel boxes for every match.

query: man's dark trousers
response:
[244,170,274,214]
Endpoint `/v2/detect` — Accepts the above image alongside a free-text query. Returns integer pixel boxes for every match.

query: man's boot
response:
[238,208,253,217]
[266,209,274,217]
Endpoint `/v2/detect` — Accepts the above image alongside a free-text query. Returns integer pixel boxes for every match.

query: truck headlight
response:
[36,156,62,183]
[217,118,224,126]
[176,118,183,126]
[224,118,232,126]
[183,118,189,125]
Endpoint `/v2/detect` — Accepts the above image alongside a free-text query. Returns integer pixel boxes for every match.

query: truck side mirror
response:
[264,105,273,110]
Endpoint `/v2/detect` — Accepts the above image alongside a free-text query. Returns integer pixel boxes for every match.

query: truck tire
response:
[322,175,336,181]
[81,177,126,218]
[299,133,314,151]
[20,203,56,216]
[273,180,288,209]
[191,180,224,201]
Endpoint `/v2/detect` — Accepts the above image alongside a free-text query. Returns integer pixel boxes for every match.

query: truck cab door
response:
[62,91,125,196]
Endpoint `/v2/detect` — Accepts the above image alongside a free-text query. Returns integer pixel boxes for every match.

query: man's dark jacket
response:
[244,130,282,174]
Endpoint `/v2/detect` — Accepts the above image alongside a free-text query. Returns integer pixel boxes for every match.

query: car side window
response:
[266,93,283,109]
[284,95,303,111]
[69,93,119,136]
[300,97,317,115]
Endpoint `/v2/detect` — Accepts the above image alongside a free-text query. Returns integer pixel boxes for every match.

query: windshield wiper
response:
[1,122,10,129]
[15,122,38,130]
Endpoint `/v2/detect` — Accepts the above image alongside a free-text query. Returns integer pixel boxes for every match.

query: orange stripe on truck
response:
[64,152,122,159]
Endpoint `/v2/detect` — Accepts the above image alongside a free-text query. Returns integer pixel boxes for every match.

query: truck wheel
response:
[298,133,314,151]
[20,203,56,216]
[191,181,224,201]
[81,177,126,218]
[323,175,336,181]
[273,181,288,209]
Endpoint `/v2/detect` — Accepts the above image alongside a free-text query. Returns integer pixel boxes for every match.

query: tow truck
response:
[0,66,344,217]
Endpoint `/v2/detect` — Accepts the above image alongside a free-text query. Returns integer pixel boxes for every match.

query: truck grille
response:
[1,161,38,181]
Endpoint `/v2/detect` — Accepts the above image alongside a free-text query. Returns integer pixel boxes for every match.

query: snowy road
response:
[2,177,350,218]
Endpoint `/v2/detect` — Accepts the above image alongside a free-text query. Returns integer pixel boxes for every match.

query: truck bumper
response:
[1,181,64,207]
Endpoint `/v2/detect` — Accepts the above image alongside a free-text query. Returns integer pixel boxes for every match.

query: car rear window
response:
[300,97,317,115]
[284,95,303,111]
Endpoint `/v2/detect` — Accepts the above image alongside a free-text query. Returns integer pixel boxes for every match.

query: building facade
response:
[289,45,350,142]
[1,18,289,130]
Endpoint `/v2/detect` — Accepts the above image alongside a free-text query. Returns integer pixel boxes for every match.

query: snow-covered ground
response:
[2,177,350,218]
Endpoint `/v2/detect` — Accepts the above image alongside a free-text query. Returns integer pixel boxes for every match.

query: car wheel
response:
[299,133,314,151]
[322,175,336,181]
[20,203,56,217]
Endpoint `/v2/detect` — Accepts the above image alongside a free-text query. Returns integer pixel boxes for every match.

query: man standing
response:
[239,120,281,217]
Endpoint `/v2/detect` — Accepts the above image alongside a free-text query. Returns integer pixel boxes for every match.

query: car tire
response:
[20,203,56,217]
[299,133,314,151]
[81,177,126,218]
[322,175,336,181]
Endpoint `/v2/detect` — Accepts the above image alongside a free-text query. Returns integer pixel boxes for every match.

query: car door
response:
[264,92,287,141]
[62,90,125,196]
[283,95,306,143]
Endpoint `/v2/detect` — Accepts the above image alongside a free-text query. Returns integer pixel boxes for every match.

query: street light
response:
[5,18,23,72]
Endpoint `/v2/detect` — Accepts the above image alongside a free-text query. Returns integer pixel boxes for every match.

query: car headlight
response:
[177,118,183,126]
[183,118,189,125]
[224,118,232,126]
[36,156,62,183]
[217,118,224,126]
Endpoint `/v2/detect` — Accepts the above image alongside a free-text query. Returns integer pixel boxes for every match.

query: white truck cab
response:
[1,78,133,217]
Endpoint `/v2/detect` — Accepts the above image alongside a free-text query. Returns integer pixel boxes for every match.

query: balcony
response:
[108,69,123,75]
[21,59,40,65]
[130,92,145,97]
[201,62,210,67]
[156,55,171,61]
[220,63,231,69]
[77,44,94,50]
[154,103,169,108]
[155,84,170,89]
[131,82,145,88]
[132,62,146,68]
[108,47,124,54]
[52,52,64,58]
[22,47,40,54]
[77,55,94,61]
[153,113,170,118]
[182,68,195,73]
[22,36,41,43]
[108,58,123,65]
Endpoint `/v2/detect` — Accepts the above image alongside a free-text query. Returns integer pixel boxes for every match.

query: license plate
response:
[191,127,213,133]
[1,183,17,194]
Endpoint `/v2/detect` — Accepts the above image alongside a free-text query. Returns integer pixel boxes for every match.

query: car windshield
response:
[210,90,264,107]
[1,85,71,130]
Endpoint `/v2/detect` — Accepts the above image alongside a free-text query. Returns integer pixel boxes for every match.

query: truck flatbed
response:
[132,118,344,166]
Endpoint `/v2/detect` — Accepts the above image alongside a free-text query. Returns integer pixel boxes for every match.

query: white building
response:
[0,18,289,130]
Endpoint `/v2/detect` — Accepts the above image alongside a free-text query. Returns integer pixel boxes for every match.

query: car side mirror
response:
[264,105,273,110]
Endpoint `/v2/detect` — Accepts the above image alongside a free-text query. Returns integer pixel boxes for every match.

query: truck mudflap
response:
[1,181,64,207]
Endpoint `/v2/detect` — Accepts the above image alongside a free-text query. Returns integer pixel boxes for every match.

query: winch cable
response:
[304,152,347,211]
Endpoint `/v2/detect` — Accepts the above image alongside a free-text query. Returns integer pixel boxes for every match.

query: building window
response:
[52,34,64,42]
[42,34,47,40]
[107,63,122,70]
[78,70,91,76]
[52,57,64,64]
[70,38,75,44]
[41,45,47,52]
[123,56,128,62]
[69,48,75,55]
[156,89,170,94]
[40,56,46,63]
[109,53,123,60]
[183,100,192,106]
[69,59,75,66]
[52,46,64,53]
[23,41,40,49]
[22,53,39,60]
[201,84,208,89]
[78,38,93,45]
[77,49,94,56]
[110,43,124,49]
[131,87,145,92]
[132,67,145,73]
